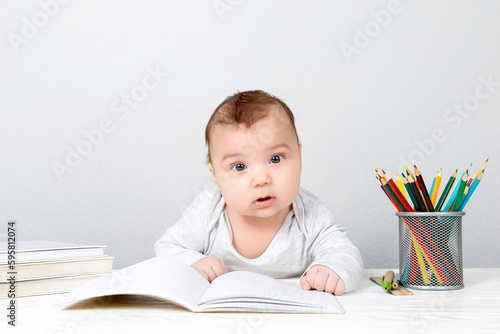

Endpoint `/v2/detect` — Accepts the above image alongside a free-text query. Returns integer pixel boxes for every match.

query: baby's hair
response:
[205,90,299,163]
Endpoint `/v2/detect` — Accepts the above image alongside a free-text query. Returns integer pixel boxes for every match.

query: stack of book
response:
[0,240,114,298]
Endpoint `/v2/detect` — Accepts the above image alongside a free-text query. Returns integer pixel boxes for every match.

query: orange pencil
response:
[430,168,442,206]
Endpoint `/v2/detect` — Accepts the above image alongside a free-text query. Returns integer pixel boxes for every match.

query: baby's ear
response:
[206,162,220,190]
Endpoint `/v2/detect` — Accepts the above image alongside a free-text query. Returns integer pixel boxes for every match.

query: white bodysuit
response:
[155,185,363,292]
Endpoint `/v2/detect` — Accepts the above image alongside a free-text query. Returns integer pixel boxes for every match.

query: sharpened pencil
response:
[414,165,435,212]
[402,174,420,212]
[396,175,407,200]
[435,169,457,212]
[383,170,414,212]
[444,171,467,212]
[407,172,427,212]
[459,158,488,210]
[430,169,442,206]
[451,171,469,211]
[379,174,403,212]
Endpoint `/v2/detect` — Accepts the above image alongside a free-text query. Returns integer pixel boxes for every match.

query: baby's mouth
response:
[254,196,275,208]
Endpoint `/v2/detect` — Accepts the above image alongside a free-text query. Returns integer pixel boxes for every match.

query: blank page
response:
[197,271,343,313]
[61,258,210,311]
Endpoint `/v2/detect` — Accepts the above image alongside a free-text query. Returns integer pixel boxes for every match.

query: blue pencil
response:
[459,160,488,210]
[443,171,466,211]
[429,176,436,199]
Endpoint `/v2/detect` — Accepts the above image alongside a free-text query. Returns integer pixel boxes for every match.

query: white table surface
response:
[2,268,499,334]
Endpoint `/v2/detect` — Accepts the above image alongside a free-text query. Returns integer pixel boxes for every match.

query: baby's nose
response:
[252,166,271,187]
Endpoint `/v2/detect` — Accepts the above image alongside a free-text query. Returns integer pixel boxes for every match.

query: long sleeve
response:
[154,185,223,266]
[298,190,364,293]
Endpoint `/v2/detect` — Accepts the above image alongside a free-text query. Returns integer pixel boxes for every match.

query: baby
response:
[155,90,363,295]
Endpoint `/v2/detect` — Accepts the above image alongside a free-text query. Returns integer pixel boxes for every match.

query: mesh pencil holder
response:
[396,212,465,290]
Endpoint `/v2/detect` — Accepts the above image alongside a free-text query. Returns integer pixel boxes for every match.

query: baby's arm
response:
[154,212,208,265]
[155,187,226,273]
[301,204,363,294]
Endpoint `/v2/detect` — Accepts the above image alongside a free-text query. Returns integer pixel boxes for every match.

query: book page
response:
[197,271,343,313]
[61,258,210,311]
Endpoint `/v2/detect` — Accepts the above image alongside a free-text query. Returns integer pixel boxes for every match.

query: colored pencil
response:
[430,169,442,206]
[377,173,403,212]
[476,159,489,177]
[381,177,404,212]
[429,175,437,203]
[407,172,426,212]
[406,166,421,193]
[376,175,391,201]
[396,175,407,200]
[414,165,435,212]
[434,169,457,212]
[443,171,467,212]
[383,170,414,212]
[451,172,468,211]
[410,232,431,284]
[406,219,451,283]
[459,159,488,210]
[407,167,428,211]
[402,174,420,212]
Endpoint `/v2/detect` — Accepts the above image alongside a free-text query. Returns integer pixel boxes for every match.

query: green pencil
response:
[402,173,420,211]
[452,172,468,211]
[435,169,457,211]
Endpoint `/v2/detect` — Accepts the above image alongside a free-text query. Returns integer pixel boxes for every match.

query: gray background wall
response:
[1,0,499,270]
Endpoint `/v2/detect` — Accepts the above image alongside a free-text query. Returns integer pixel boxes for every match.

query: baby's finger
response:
[324,274,338,294]
[333,279,346,296]
[300,276,311,290]
[212,259,228,278]
[302,266,319,290]
[312,269,328,292]
[205,265,218,283]
[199,270,210,282]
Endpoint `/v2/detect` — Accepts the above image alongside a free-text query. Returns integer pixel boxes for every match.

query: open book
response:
[61,257,344,314]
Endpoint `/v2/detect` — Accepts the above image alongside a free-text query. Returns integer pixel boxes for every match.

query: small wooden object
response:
[382,271,395,290]
[370,277,413,296]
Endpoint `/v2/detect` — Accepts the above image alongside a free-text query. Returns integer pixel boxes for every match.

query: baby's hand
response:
[192,256,228,283]
[300,265,346,296]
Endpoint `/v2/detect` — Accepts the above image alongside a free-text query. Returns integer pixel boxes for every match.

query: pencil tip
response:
[486,158,489,162]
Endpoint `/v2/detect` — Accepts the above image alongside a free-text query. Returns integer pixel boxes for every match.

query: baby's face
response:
[207,108,302,221]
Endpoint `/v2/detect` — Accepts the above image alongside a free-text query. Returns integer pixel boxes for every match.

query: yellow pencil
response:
[430,168,442,206]
[410,233,430,284]
[396,175,407,200]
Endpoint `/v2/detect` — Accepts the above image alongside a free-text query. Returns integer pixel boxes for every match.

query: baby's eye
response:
[231,163,247,172]
[269,155,284,164]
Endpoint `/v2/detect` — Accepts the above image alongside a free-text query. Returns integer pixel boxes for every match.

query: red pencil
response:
[377,173,403,212]
[383,170,415,212]
[414,165,435,212]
